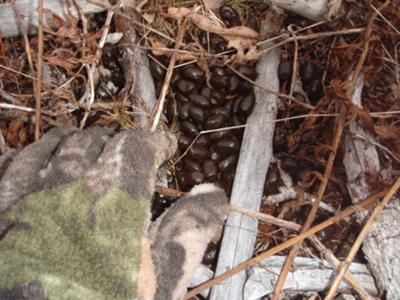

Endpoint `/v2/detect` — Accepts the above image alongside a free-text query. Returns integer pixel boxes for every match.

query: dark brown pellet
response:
[166,99,177,121]
[218,154,237,173]
[176,92,189,103]
[195,135,209,146]
[202,242,218,265]
[210,147,222,161]
[232,97,241,115]
[179,102,191,120]
[306,79,323,102]
[190,105,206,124]
[238,81,253,94]
[183,158,202,171]
[178,134,191,150]
[231,115,244,126]
[149,59,165,80]
[211,74,229,89]
[300,62,317,84]
[205,114,226,129]
[176,171,188,187]
[237,65,257,80]
[181,121,199,137]
[219,5,240,24]
[201,86,212,98]
[210,90,225,106]
[209,107,231,119]
[185,171,205,186]
[176,79,196,95]
[202,159,218,181]
[228,75,240,94]
[183,67,205,82]
[171,72,181,85]
[189,145,209,160]
[190,94,210,108]
[215,137,240,153]
[239,93,255,117]
[221,171,235,193]
[278,60,292,82]
[209,130,231,141]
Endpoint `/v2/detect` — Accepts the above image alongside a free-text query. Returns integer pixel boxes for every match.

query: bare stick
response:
[231,206,301,231]
[324,178,400,300]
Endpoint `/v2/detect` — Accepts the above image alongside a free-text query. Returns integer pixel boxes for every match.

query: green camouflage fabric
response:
[0,127,229,300]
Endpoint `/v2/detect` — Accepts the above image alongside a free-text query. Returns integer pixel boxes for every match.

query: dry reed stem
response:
[150,22,186,131]
[35,0,44,140]
[324,178,400,300]
[288,24,298,98]
[258,28,364,54]
[184,190,387,299]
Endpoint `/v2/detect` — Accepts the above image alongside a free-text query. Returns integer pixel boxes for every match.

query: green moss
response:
[0,180,148,300]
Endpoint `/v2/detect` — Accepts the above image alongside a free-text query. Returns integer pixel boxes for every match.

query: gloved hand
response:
[0,127,229,300]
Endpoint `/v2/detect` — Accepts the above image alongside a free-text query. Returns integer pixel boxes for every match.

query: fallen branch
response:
[209,16,280,300]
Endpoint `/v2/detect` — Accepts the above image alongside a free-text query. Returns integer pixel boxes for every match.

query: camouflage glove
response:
[0,127,228,300]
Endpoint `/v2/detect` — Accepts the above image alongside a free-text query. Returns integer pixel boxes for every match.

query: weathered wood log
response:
[209,18,280,300]
[343,74,400,299]
[243,256,378,300]
[0,0,109,38]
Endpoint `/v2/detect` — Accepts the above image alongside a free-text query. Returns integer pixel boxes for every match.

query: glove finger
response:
[39,126,114,190]
[85,129,177,200]
[138,183,229,300]
[0,127,76,213]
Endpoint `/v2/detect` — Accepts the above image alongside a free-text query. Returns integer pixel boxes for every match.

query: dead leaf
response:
[167,7,259,63]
